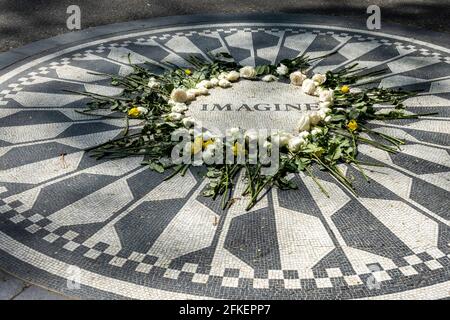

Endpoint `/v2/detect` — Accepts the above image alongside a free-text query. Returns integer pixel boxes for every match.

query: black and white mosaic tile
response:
[0,14,449,299]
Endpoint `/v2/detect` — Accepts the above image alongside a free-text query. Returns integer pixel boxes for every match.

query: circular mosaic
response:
[0,14,449,300]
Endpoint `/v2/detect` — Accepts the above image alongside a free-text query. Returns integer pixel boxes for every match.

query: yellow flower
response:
[341,85,350,94]
[185,69,192,75]
[127,107,140,118]
[202,139,214,149]
[347,119,358,132]
[231,142,245,156]
[191,136,203,154]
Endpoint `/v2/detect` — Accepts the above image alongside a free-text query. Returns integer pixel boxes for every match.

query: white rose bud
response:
[312,73,327,85]
[302,79,316,95]
[290,71,307,86]
[196,80,213,89]
[309,111,321,125]
[288,137,306,153]
[311,128,322,136]
[202,148,216,164]
[218,72,229,80]
[276,63,289,76]
[170,88,188,103]
[319,101,333,109]
[148,77,160,89]
[296,114,311,132]
[196,87,209,95]
[319,88,334,103]
[136,107,148,115]
[274,131,292,147]
[239,66,257,79]
[299,131,310,139]
[210,78,219,86]
[186,90,196,101]
[167,112,183,121]
[218,79,232,88]
[324,115,332,123]
[226,70,240,82]
[171,103,188,113]
[182,117,196,128]
[262,74,278,82]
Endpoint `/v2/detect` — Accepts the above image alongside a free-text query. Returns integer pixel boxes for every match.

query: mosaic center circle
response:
[187,80,318,133]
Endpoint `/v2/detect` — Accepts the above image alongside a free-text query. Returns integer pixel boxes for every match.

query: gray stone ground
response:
[1,0,450,52]
[0,270,68,300]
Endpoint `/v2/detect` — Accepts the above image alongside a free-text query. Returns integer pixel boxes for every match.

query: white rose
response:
[311,128,322,136]
[170,88,188,103]
[226,71,240,82]
[136,107,148,115]
[312,73,327,85]
[210,78,219,86]
[196,87,209,95]
[182,117,196,128]
[186,90,196,101]
[296,114,311,132]
[196,80,213,89]
[288,137,306,152]
[171,103,188,113]
[302,79,316,95]
[167,112,183,121]
[274,131,292,147]
[309,111,321,125]
[319,89,334,103]
[318,109,329,119]
[319,101,332,109]
[148,77,160,88]
[262,74,278,82]
[218,72,228,80]
[202,148,216,163]
[290,71,307,86]
[239,66,257,79]
[299,131,310,139]
[324,115,332,123]
[276,63,289,76]
[218,79,232,88]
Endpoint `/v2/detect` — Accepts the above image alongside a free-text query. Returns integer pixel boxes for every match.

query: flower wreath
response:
[76,52,435,210]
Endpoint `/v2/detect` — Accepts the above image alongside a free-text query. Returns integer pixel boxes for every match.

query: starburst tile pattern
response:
[0,20,449,300]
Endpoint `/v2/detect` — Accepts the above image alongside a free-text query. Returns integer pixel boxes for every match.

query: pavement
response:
[0,270,68,300]
[1,0,450,52]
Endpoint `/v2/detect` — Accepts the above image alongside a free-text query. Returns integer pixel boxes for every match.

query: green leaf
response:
[148,161,165,173]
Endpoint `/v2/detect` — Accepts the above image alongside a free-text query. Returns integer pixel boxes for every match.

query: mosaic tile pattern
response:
[0,20,449,299]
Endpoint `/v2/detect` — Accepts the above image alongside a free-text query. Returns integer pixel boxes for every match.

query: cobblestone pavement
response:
[0,14,449,300]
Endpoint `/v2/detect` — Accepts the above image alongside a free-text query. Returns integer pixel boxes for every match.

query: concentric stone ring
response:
[0,14,449,300]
